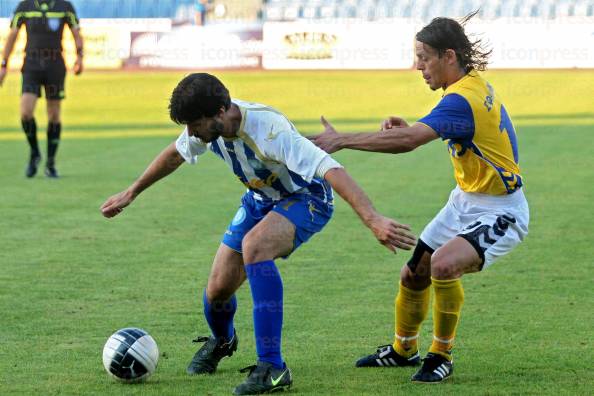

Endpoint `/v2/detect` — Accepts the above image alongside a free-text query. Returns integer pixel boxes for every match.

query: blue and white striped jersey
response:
[175,99,334,203]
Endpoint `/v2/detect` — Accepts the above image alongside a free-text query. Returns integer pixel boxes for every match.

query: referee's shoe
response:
[26,154,41,178]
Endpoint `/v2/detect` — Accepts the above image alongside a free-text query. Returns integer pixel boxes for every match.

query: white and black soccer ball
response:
[102,328,159,383]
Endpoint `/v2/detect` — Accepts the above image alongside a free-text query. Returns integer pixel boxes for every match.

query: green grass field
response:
[1,70,593,395]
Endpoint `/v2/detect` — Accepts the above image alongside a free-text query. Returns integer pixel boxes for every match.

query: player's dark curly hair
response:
[416,11,492,72]
[169,73,231,124]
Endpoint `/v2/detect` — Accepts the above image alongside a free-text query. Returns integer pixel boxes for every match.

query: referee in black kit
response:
[0,0,83,178]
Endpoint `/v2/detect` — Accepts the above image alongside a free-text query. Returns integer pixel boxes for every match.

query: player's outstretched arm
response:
[0,28,19,87]
[100,142,184,218]
[323,167,417,253]
[309,116,438,154]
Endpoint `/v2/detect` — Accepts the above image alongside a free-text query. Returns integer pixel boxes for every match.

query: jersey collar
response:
[443,70,479,96]
[34,0,56,11]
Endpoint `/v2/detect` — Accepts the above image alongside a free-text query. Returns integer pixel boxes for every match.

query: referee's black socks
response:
[47,122,62,166]
[21,118,40,158]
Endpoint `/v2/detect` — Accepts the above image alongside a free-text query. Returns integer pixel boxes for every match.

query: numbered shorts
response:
[222,192,334,255]
[419,186,529,269]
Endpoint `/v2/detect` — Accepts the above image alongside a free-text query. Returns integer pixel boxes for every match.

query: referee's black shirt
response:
[10,0,80,70]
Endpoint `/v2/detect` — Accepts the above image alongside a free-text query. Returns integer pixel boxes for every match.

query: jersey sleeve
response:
[263,128,334,183]
[10,2,27,29]
[175,128,208,165]
[417,93,475,140]
[64,1,80,29]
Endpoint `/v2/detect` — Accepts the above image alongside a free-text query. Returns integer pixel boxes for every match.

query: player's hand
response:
[381,116,409,131]
[368,214,417,253]
[100,189,136,218]
[73,57,83,75]
[0,68,7,87]
[308,116,343,154]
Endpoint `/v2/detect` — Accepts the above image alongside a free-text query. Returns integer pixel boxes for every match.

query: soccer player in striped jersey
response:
[100,73,416,394]
[310,13,529,383]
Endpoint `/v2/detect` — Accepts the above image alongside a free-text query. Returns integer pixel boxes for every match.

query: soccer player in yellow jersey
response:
[310,13,529,383]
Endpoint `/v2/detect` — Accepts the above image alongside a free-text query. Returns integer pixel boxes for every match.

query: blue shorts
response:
[222,192,334,255]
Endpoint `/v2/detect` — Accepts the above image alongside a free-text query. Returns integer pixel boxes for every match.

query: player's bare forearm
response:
[72,27,83,51]
[101,142,184,218]
[324,167,377,225]
[335,130,418,154]
[0,29,18,86]
[71,28,84,74]
[311,117,438,154]
[130,142,184,195]
[323,167,417,252]
[2,29,18,57]
[1,28,19,65]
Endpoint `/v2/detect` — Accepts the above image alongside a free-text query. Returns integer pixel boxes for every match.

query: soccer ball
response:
[102,328,159,382]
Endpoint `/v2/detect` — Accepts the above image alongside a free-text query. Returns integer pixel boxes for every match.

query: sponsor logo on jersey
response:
[242,173,279,190]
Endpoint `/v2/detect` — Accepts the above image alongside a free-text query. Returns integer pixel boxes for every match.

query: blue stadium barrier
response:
[1,0,593,20]
[0,0,195,18]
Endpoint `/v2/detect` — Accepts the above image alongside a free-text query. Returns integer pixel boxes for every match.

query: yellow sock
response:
[392,282,430,357]
[429,277,464,361]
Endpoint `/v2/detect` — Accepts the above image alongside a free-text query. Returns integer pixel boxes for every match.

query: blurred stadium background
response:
[2,0,593,71]
[2,0,594,19]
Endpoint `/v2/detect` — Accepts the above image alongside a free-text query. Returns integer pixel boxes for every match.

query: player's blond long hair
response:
[416,10,492,72]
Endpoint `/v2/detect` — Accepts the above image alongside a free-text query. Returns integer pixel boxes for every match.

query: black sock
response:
[21,118,40,157]
[47,122,62,166]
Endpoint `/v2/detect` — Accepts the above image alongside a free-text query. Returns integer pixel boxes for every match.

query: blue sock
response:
[203,290,237,341]
[245,260,284,369]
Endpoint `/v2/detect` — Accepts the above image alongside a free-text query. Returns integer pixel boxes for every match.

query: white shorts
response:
[419,186,529,269]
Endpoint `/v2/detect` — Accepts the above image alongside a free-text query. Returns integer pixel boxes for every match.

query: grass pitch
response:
[0,70,593,395]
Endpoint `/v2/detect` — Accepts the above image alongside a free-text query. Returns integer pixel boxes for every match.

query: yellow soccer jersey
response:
[418,71,522,195]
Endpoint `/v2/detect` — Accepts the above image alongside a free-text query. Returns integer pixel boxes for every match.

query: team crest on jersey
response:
[48,18,60,31]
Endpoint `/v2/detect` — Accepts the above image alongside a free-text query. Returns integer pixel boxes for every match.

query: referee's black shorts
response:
[22,62,67,100]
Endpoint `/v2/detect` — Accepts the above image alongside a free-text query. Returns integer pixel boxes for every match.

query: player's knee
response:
[21,102,35,119]
[21,112,34,121]
[430,249,458,279]
[48,114,61,123]
[402,240,432,288]
[241,233,269,264]
[46,111,60,123]
[400,265,431,290]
